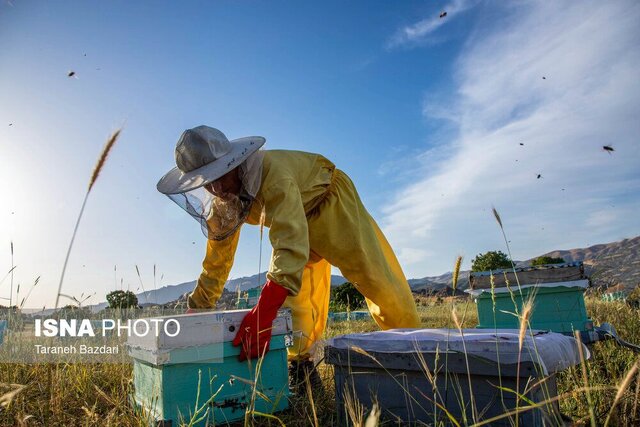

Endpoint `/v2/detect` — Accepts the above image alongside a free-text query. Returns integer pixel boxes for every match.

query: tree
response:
[106,290,138,309]
[531,256,565,266]
[331,282,365,311]
[471,251,512,272]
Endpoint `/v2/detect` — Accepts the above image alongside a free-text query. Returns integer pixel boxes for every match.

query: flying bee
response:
[602,145,614,154]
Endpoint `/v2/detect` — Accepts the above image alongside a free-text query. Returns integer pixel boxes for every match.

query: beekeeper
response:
[157,126,420,379]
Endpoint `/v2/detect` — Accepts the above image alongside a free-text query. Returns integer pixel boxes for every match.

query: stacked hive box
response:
[236,286,261,309]
[127,309,292,426]
[468,262,594,334]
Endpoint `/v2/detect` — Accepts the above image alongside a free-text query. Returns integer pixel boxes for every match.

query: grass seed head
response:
[89,129,121,192]
[451,306,462,331]
[452,255,463,292]
[518,297,534,350]
[492,206,503,229]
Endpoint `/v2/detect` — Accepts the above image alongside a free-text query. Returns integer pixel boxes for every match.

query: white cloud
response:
[585,210,618,229]
[381,1,640,276]
[386,0,478,49]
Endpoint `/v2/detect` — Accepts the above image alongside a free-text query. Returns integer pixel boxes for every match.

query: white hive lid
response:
[327,328,589,375]
[126,309,292,351]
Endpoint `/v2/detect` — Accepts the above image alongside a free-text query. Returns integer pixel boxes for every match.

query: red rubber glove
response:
[232,280,289,361]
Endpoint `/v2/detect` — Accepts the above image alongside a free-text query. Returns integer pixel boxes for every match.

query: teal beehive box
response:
[0,320,6,345]
[468,262,593,334]
[327,310,371,323]
[127,309,293,426]
[236,286,261,309]
[470,281,593,333]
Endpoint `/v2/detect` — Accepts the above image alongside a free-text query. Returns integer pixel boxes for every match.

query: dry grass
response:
[0,298,637,426]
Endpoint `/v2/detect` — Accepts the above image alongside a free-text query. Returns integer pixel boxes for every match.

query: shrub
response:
[531,255,565,266]
[471,250,512,272]
[106,290,138,309]
[331,282,365,311]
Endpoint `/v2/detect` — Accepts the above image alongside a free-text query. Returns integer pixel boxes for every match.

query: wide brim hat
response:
[157,126,266,195]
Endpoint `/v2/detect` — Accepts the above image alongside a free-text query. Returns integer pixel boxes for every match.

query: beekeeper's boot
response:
[288,359,322,394]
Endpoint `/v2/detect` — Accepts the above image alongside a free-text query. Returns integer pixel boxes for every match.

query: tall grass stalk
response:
[0,266,16,289]
[604,361,639,426]
[305,370,319,427]
[489,272,509,415]
[153,264,158,305]
[491,207,555,423]
[443,256,463,420]
[54,128,121,309]
[9,241,14,307]
[515,295,534,427]
[18,276,39,309]
[349,345,430,416]
[574,330,597,427]
[491,206,524,298]
[414,345,447,421]
[134,264,147,303]
[451,257,480,424]
[244,344,286,427]
[343,381,365,426]
[451,303,478,425]
[634,368,640,420]
[470,384,616,427]
[182,370,224,426]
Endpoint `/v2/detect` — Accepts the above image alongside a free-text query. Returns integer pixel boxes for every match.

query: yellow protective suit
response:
[188,150,420,360]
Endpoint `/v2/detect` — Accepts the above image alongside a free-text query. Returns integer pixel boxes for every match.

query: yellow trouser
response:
[283,169,420,360]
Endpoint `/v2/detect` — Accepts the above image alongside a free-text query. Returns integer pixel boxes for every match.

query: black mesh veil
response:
[167,186,253,241]
[163,149,264,241]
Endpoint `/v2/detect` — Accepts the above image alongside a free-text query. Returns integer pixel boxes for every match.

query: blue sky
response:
[1,1,639,309]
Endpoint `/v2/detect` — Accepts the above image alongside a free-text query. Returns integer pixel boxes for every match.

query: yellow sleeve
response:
[263,179,309,296]
[187,227,241,309]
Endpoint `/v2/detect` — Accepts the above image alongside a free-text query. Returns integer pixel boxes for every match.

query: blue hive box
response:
[127,309,293,426]
[0,320,6,345]
[326,329,588,426]
[327,310,371,323]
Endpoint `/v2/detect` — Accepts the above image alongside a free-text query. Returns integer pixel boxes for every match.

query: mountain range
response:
[408,235,640,294]
[540,235,640,291]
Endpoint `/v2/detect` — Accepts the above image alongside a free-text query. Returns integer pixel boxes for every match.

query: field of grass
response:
[0,296,639,426]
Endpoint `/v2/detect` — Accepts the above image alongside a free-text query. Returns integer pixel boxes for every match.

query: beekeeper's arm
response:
[263,179,309,295]
[188,227,241,309]
[232,179,308,359]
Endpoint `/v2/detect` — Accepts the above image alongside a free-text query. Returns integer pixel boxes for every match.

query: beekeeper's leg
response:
[342,216,420,329]
[282,256,331,361]
[309,170,420,330]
